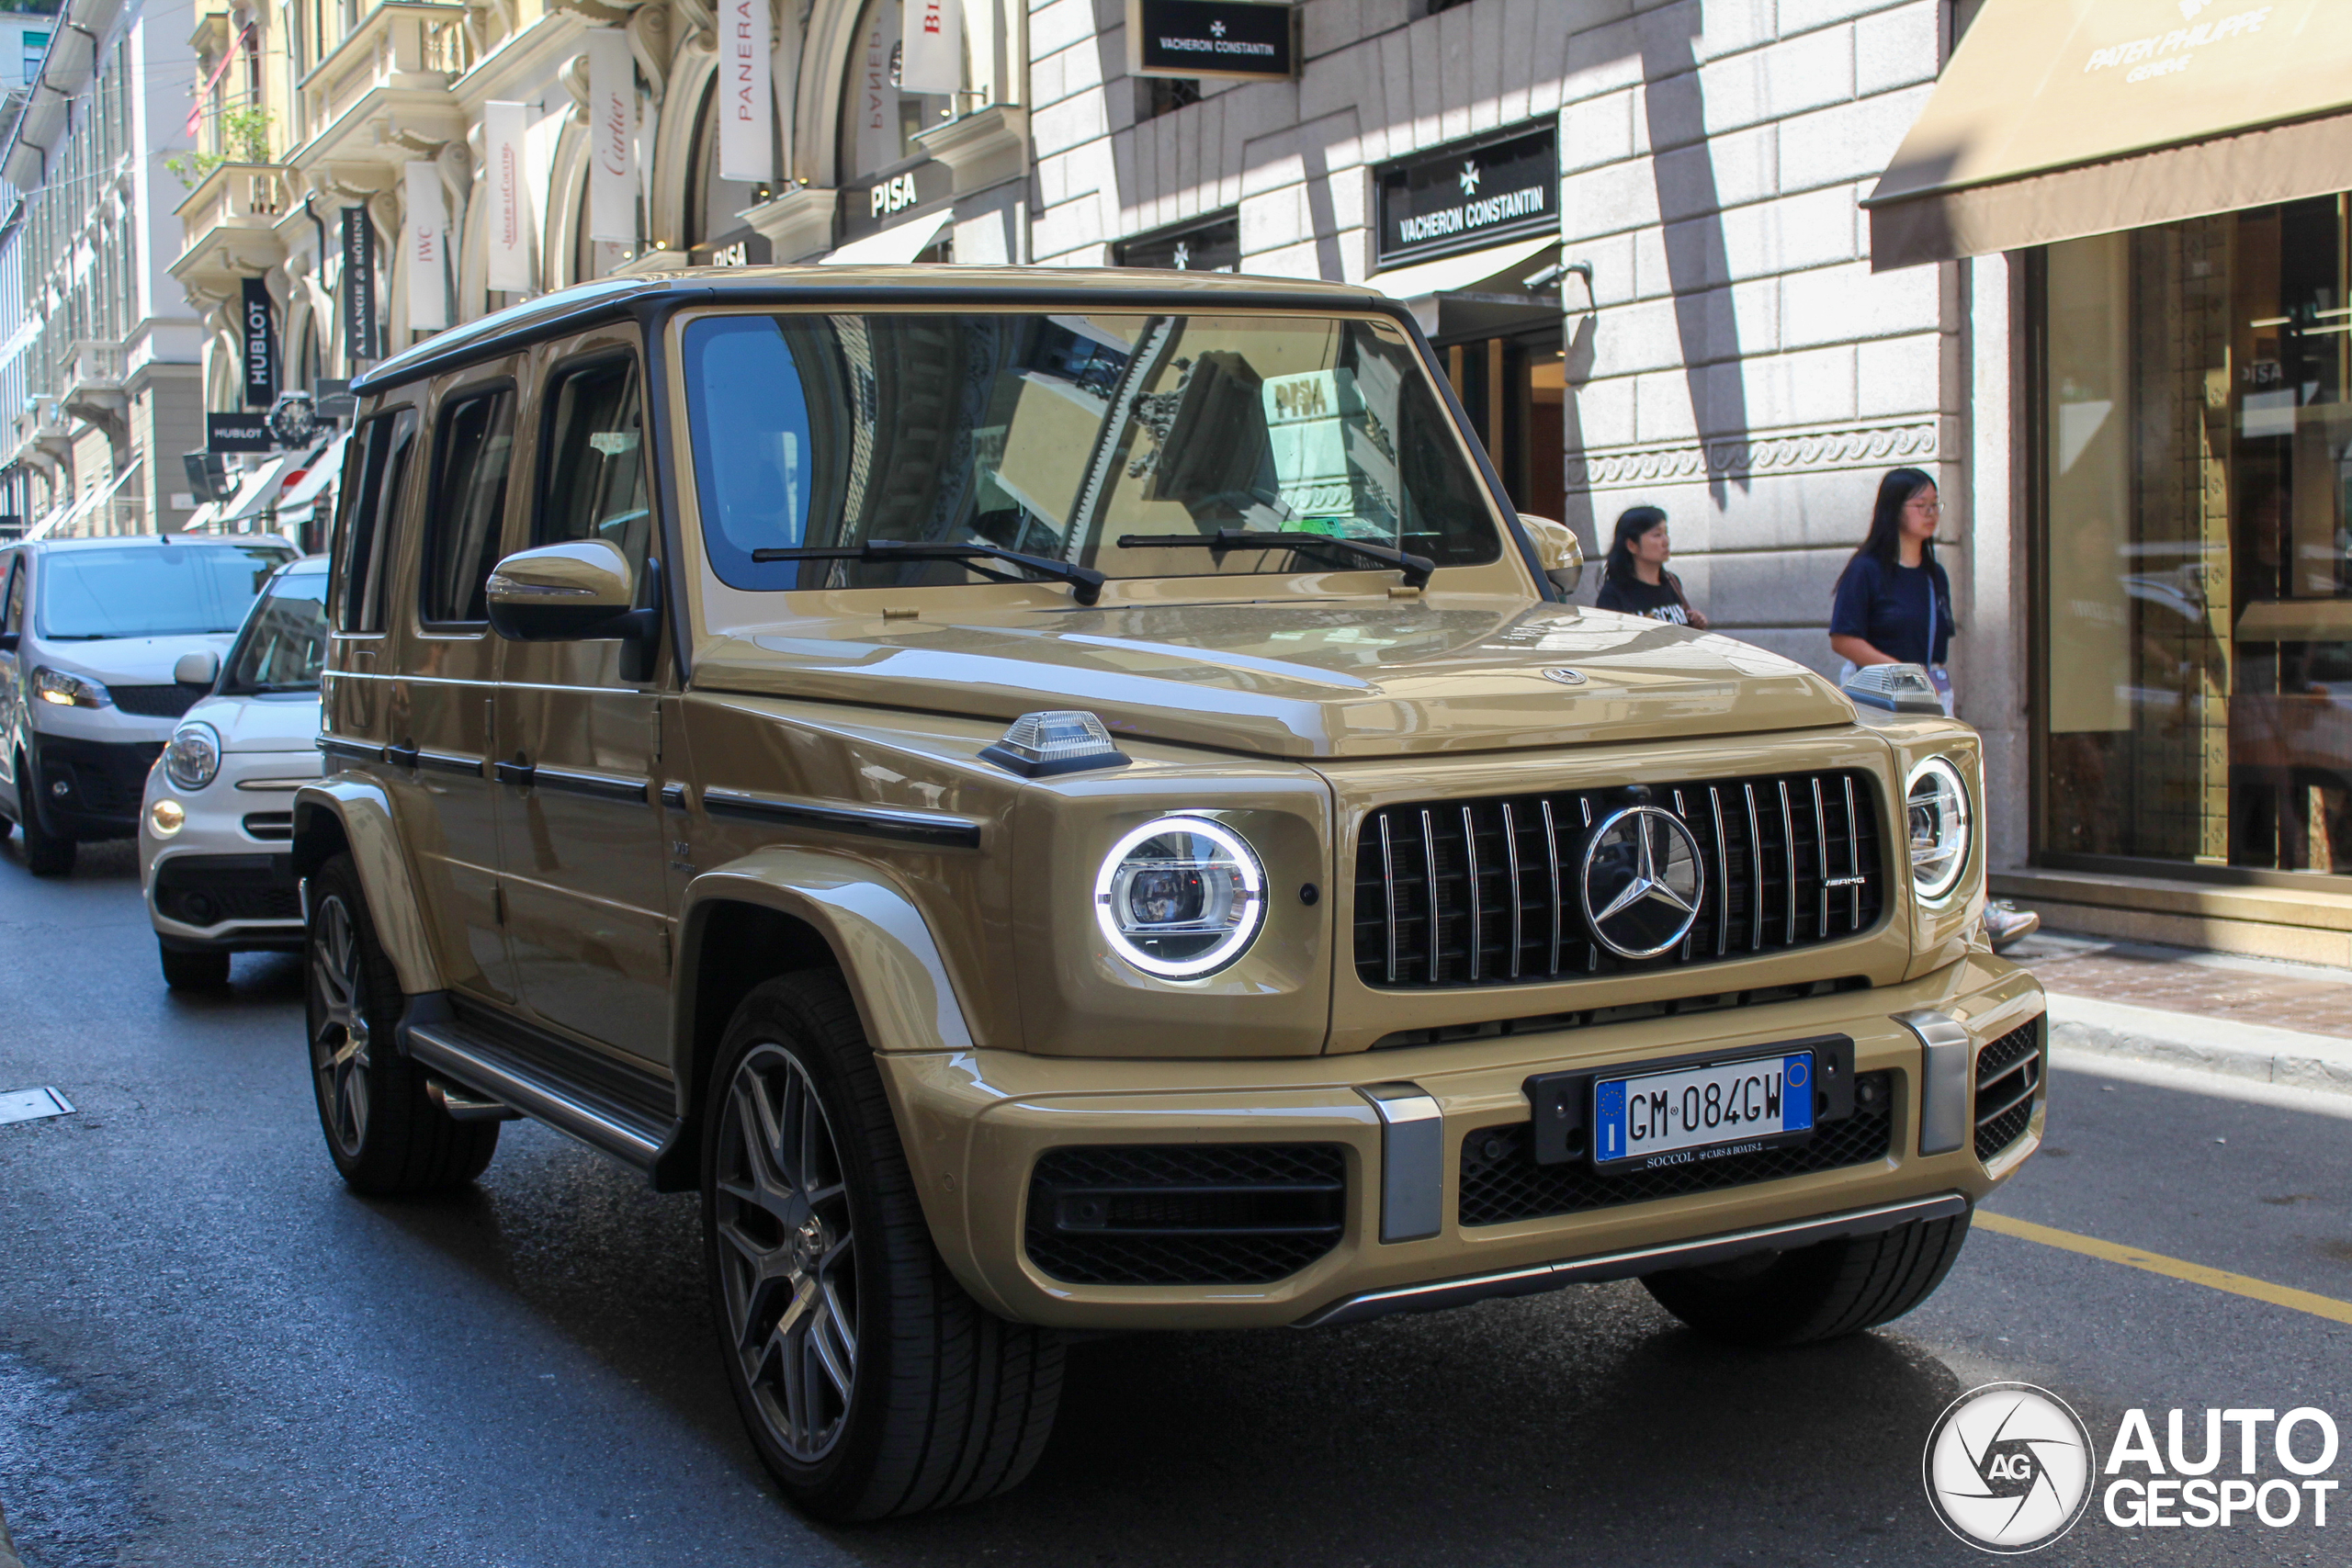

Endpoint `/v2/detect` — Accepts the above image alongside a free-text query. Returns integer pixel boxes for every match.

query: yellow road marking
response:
[1976,1211,2352,1328]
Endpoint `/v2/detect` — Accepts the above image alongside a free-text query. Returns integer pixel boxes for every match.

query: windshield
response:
[220,570,328,694]
[37,543,294,639]
[681,311,1503,592]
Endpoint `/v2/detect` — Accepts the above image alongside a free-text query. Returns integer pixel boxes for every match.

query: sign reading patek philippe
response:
[1374,124,1557,266]
[1128,0,1296,83]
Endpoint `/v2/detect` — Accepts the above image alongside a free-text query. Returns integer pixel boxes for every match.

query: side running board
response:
[398,1002,673,1174]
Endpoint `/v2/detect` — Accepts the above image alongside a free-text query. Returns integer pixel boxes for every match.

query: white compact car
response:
[1,535,297,874]
[139,557,327,988]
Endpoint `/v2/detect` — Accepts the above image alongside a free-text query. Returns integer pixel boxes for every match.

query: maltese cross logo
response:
[1210,18,1226,36]
[1459,161,1482,197]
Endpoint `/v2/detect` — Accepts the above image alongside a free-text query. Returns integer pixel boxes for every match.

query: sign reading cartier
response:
[1374,125,1557,266]
[1128,0,1296,83]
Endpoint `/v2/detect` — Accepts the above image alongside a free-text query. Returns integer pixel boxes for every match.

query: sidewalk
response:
[2009,931,2352,1097]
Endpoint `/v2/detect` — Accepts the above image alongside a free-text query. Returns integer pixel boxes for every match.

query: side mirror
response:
[486,541,639,641]
[1520,515,1583,597]
[174,649,220,686]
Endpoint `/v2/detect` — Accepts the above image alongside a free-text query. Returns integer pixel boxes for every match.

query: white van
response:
[0,536,296,874]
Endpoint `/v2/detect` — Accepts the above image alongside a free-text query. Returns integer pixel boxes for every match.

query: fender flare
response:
[291,779,445,998]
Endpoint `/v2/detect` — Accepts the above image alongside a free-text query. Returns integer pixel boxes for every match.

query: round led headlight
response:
[163,721,222,791]
[1905,756,1972,904]
[1093,816,1266,978]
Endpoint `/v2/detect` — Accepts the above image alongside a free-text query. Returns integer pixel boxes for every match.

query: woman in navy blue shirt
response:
[1829,467,1953,711]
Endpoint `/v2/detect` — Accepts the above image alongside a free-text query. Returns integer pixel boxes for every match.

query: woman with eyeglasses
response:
[1829,467,2037,951]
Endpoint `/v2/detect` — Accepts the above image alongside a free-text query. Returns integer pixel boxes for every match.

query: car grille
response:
[39,739,164,817]
[111,684,205,718]
[1024,1143,1346,1286]
[1352,769,1884,989]
[153,856,301,927]
[1457,1070,1895,1227]
[1973,1017,2045,1162]
[242,812,294,841]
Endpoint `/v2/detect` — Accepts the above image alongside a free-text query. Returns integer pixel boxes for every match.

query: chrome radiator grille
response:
[1351,769,1884,988]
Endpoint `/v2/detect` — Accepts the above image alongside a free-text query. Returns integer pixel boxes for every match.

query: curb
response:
[2045,992,2352,1098]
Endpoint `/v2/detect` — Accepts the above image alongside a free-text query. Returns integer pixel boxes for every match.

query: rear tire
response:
[160,942,232,990]
[305,853,498,1194]
[1641,1213,1971,1347]
[703,972,1063,1520]
[17,765,74,878]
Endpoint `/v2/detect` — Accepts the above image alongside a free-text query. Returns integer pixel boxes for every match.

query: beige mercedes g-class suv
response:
[295,268,2045,1520]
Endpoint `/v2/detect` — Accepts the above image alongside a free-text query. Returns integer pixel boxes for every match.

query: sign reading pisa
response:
[1127,0,1297,83]
[1374,124,1558,267]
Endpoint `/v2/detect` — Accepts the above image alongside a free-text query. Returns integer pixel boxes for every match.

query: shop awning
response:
[275,433,347,513]
[1865,0,2352,269]
[820,211,953,266]
[1365,234,1561,340]
[211,455,294,530]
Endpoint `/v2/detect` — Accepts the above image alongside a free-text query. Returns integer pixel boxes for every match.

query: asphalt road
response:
[1,837,2347,1567]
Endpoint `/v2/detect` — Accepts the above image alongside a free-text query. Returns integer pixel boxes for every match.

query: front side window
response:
[419,386,516,626]
[332,408,419,634]
[681,311,1502,592]
[539,357,651,580]
[37,543,291,639]
[3,560,24,635]
[222,570,330,694]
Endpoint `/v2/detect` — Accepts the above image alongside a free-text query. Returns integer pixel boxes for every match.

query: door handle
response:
[493,755,535,787]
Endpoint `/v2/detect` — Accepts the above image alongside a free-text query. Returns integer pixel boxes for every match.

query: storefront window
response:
[2041,197,2352,874]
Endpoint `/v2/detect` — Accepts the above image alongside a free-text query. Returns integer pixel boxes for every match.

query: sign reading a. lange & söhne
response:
[1128,0,1296,83]
[1374,125,1558,266]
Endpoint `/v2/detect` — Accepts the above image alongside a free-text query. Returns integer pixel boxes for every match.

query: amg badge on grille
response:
[1579,806,1705,958]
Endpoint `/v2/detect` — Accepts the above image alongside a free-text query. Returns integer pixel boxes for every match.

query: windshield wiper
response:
[1116,529,1435,589]
[750,540,1104,606]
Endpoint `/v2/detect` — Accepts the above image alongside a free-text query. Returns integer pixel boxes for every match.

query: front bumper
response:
[882,953,2045,1329]
[29,734,165,840]
[141,741,318,950]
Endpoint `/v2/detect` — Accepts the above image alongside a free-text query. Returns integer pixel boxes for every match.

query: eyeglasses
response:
[1905,499,1943,515]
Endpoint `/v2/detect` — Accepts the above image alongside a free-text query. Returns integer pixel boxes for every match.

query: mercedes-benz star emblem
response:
[1579,806,1704,958]
[1541,667,1587,685]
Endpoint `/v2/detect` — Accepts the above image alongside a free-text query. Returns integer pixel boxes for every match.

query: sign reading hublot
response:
[1374,124,1557,266]
[1128,0,1297,84]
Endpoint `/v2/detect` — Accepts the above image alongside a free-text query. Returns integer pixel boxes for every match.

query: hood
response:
[187,692,324,752]
[35,633,238,689]
[695,599,1857,759]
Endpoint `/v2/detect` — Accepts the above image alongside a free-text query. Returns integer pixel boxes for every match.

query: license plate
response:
[1591,1051,1815,1170]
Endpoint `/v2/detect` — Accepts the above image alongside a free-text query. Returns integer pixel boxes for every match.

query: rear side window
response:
[334,408,419,633]
[419,386,516,626]
[539,357,650,581]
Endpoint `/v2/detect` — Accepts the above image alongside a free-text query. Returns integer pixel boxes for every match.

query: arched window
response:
[835,0,954,190]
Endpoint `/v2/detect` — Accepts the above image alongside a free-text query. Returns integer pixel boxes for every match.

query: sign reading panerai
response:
[1374,124,1558,267]
[1127,0,1297,83]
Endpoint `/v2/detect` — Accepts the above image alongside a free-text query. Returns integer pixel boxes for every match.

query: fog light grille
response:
[1024,1143,1345,1286]
[1973,1017,2044,1163]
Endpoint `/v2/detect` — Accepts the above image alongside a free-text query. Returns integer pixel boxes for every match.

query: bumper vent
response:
[1973,1017,2045,1162]
[1024,1143,1345,1286]
[1352,769,1883,989]
[113,684,205,719]
[1458,1070,1896,1227]
[153,855,301,927]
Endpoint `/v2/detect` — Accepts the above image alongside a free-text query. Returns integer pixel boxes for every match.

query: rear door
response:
[492,330,673,1060]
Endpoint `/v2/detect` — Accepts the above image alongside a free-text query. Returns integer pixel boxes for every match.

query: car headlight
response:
[164,722,222,791]
[1905,756,1972,903]
[31,666,110,708]
[1093,816,1266,978]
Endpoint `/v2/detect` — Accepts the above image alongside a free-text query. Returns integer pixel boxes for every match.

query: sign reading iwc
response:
[1374,124,1557,266]
[1128,0,1296,83]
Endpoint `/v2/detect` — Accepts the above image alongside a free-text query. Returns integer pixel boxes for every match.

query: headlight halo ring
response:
[1905,754,1973,905]
[1092,814,1268,979]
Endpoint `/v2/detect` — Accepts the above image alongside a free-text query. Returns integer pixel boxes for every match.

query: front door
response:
[494,338,672,1061]
[1,555,26,799]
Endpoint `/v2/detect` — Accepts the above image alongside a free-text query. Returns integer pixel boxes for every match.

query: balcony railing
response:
[65,342,125,393]
[174,163,295,262]
[299,2,472,146]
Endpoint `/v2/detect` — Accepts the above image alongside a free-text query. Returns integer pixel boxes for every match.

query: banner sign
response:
[1114,209,1240,272]
[586,29,636,242]
[690,226,775,267]
[1374,123,1557,266]
[239,276,277,408]
[403,162,448,332]
[483,101,536,293]
[899,0,963,94]
[206,412,274,453]
[1128,0,1296,83]
[718,0,773,183]
[340,207,381,362]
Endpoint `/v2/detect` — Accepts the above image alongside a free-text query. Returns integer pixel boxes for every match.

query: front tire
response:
[703,973,1063,1520]
[17,763,74,877]
[1641,1213,1972,1347]
[160,941,232,990]
[305,854,498,1194]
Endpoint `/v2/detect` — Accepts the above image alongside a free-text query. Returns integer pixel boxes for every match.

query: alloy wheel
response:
[714,1043,858,1462]
[309,895,370,1156]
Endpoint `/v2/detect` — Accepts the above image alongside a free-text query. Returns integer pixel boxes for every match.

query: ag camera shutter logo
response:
[1923,1382,2094,1552]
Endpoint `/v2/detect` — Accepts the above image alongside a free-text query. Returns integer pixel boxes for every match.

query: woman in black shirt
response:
[1594,505,1708,628]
